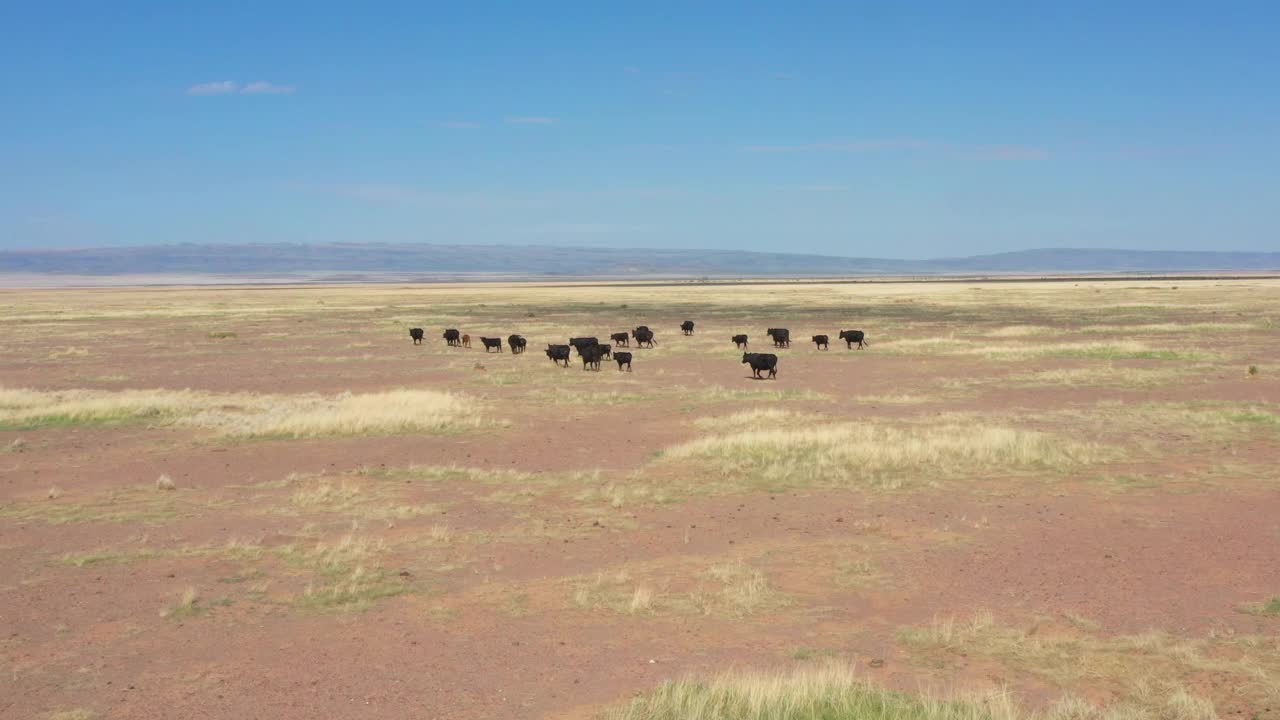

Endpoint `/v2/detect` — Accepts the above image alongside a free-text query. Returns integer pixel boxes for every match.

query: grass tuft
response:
[155,474,176,491]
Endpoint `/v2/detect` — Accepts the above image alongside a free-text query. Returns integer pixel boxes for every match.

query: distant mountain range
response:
[1,243,1276,279]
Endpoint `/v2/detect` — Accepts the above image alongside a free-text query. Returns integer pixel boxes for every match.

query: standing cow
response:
[613,351,633,372]
[409,328,424,345]
[479,337,503,352]
[742,352,779,379]
[680,321,695,335]
[546,344,572,367]
[633,328,656,348]
[732,334,749,349]
[443,328,461,346]
[766,328,791,348]
[811,334,829,350]
[610,332,630,347]
[507,335,527,354]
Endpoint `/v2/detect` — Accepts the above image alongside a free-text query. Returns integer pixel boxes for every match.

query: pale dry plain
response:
[2,278,1278,720]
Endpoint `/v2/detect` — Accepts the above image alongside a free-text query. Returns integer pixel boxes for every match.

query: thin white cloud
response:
[241,81,295,95]
[187,80,239,96]
[743,138,1049,160]
[506,116,555,125]
[440,120,481,129]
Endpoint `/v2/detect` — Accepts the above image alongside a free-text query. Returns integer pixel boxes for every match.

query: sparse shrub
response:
[47,486,62,500]
[1248,365,1259,377]
[155,474,176,491]
[207,331,237,339]
[4,438,28,453]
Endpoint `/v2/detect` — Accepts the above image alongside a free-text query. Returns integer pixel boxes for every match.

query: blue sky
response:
[1,2,1276,257]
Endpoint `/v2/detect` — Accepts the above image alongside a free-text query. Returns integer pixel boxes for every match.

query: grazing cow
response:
[579,344,605,371]
[409,328,424,345]
[461,334,471,349]
[443,328,461,346]
[766,328,791,348]
[811,334,829,350]
[613,351,633,372]
[610,332,630,347]
[479,337,503,352]
[633,329,656,348]
[742,352,779,379]
[681,320,695,335]
[732,334,749,349]
[545,344,571,367]
[507,335,527,354]
[838,330,867,349]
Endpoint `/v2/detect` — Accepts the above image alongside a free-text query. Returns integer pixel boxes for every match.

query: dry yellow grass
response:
[0,386,482,437]
[601,660,1199,720]
[661,422,1103,491]
[902,612,1269,717]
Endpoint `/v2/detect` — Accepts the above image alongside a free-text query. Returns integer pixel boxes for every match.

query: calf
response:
[680,320,695,335]
[545,344,571,367]
[443,328,461,346]
[409,328,424,345]
[595,344,612,359]
[742,352,779,379]
[732,334,749,349]
[838,330,867,349]
[613,351,633,372]
[461,334,471,349]
[633,329,656,348]
[479,337,503,352]
[507,335,527,354]
[610,332,630,347]
[579,344,605,371]
[811,334,829,350]
[766,328,791,348]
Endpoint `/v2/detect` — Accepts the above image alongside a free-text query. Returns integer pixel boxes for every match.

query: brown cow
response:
[461,334,472,348]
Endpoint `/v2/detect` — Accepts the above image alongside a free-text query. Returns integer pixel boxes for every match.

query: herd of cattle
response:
[408,322,868,378]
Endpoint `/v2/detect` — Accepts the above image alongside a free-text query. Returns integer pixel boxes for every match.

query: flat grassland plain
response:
[2,278,1278,720]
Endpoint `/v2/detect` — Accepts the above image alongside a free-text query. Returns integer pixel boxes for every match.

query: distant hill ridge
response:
[1,243,1276,276]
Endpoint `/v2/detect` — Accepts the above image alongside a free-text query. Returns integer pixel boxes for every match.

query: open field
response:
[2,278,1278,719]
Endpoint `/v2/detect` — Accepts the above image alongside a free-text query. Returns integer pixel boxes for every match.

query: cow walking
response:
[613,351,633,372]
[680,320,695,335]
[838,330,868,349]
[580,344,605,371]
[811,334,829,350]
[610,332,630,347]
[633,329,655,348]
[409,328,424,345]
[479,337,503,352]
[766,328,791,348]
[443,329,461,347]
[742,352,779,379]
[732,334,749,349]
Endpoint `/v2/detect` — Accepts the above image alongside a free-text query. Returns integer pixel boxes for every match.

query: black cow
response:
[732,334,749,349]
[838,330,868,349]
[632,325,651,342]
[409,328,424,345]
[443,328,461,346]
[569,337,599,355]
[633,329,655,348]
[479,337,503,352]
[610,332,630,347]
[579,344,605,371]
[742,352,778,379]
[680,320,695,335]
[613,351,633,372]
[595,344,612,359]
[545,344,571,367]
[507,335,527,354]
[766,328,791,348]
[812,334,829,350]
